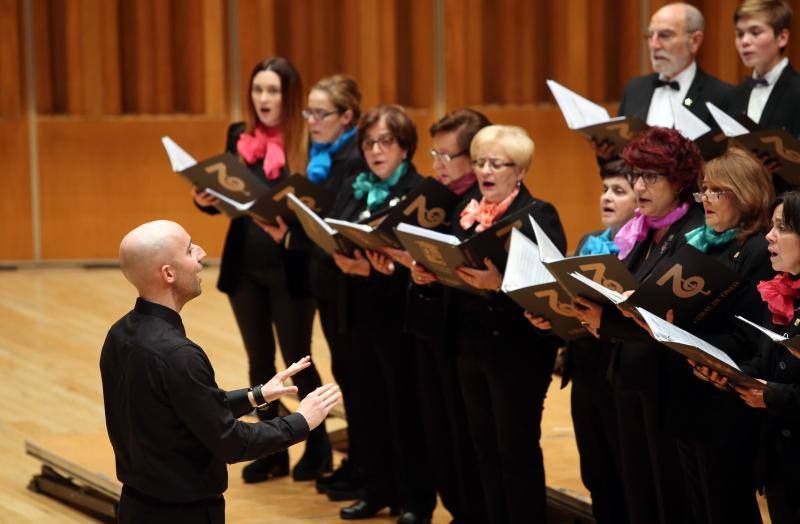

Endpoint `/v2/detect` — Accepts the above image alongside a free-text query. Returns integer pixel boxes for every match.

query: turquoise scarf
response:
[685,225,737,253]
[306,127,357,184]
[352,162,407,210]
[578,228,620,256]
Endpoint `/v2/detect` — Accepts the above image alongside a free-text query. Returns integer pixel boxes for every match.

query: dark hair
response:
[357,105,418,160]
[429,108,491,152]
[246,57,304,170]
[771,190,800,233]
[622,127,703,201]
[600,158,633,180]
[735,0,793,38]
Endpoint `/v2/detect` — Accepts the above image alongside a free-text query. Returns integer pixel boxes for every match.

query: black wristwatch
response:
[251,384,270,411]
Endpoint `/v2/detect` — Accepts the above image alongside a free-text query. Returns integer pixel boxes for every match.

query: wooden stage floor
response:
[0,266,766,522]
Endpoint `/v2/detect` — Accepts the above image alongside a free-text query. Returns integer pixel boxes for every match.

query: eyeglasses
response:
[430,149,468,164]
[362,135,396,150]
[629,171,665,186]
[302,108,339,121]
[693,190,730,203]
[643,30,690,43]
[471,158,516,171]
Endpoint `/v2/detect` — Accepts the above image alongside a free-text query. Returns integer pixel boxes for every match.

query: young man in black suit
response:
[729,0,800,137]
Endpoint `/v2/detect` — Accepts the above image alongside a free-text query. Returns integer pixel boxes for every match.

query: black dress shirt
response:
[100,298,309,503]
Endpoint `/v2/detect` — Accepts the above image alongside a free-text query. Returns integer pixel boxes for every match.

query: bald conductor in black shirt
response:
[101,220,341,523]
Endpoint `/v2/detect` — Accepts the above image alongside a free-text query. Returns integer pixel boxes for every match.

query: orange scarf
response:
[459,186,519,233]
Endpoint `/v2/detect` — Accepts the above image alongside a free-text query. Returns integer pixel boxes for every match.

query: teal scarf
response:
[685,225,737,253]
[578,228,620,256]
[352,162,407,210]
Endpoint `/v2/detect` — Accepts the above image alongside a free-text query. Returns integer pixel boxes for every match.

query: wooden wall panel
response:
[0,121,33,261]
[37,119,231,260]
[0,0,23,119]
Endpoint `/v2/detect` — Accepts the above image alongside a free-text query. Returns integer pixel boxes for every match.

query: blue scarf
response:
[578,228,620,256]
[685,225,737,253]
[306,127,357,184]
[352,162,407,210]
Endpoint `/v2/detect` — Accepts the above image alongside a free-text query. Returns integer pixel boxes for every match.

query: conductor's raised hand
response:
[191,186,221,207]
[366,249,395,275]
[296,384,342,431]
[261,356,312,402]
[254,215,289,244]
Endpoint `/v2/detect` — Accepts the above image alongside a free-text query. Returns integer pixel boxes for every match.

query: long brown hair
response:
[245,57,305,172]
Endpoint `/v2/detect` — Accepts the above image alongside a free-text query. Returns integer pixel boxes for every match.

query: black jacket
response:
[197,122,310,298]
[331,162,424,333]
[728,63,800,138]
[446,184,567,351]
[618,67,735,128]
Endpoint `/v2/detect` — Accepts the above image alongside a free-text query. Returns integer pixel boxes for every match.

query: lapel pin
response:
[684,97,693,107]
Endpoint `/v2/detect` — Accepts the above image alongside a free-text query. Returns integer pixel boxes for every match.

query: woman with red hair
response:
[574,127,704,524]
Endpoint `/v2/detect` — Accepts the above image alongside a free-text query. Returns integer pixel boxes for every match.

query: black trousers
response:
[316,292,364,466]
[676,436,761,524]
[414,333,488,524]
[613,383,689,524]
[766,481,800,524]
[228,268,322,435]
[570,369,628,524]
[119,486,224,524]
[456,339,555,524]
[350,328,436,514]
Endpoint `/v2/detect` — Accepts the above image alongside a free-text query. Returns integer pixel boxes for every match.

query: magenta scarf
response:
[437,171,477,196]
[614,202,690,260]
[757,273,800,326]
[236,125,285,180]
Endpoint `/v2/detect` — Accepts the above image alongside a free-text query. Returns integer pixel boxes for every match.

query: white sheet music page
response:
[203,188,256,210]
[546,79,610,129]
[671,99,711,140]
[395,222,461,246]
[637,307,742,370]
[569,271,627,304]
[529,215,564,262]
[502,228,556,293]
[161,136,197,171]
[705,103,750,137]
[735,315,787,342]
[288,193,338,234]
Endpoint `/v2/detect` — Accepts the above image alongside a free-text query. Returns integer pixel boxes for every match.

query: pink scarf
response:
[757,273,800,326]
[437,171,477,197]
[459,186,519,233]
[614,203,690,260]
[236,125,285,180]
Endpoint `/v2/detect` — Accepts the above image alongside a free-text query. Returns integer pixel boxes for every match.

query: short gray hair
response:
[675,2,705,32]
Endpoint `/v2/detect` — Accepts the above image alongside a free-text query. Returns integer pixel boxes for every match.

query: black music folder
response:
[287,193,355,257]
[547,79,648,154]
[731,129,800,187]
[565,245,742,328]
[162,136,333,224]
[326,177,460,251]
[736,315,800,352]
[395,204,535,294]
[501,228,586,340]
[639,307,767,390]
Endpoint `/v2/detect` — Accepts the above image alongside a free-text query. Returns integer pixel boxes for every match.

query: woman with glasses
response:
[439,124,566,524]
[671,146,774,524]
[527,158,636,524]
[299,74,370,495]
[701,190,800,523]
[191,57,325,484]
[330,105,436,523]
[574,127,704,524]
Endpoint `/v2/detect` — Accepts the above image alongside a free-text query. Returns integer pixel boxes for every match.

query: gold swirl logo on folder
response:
[206,162,250,196]
[607,123,633,140]
[402,196,447,228]
[655,264,710,298]
[577,263,624,292]
[760,136,800,162]
[273,186,319,212]
[417,241,447,267]
[533,289,576,317]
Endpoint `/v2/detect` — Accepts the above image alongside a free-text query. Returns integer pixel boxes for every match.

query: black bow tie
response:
[748,76,769,87]
[653,78,680,90]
